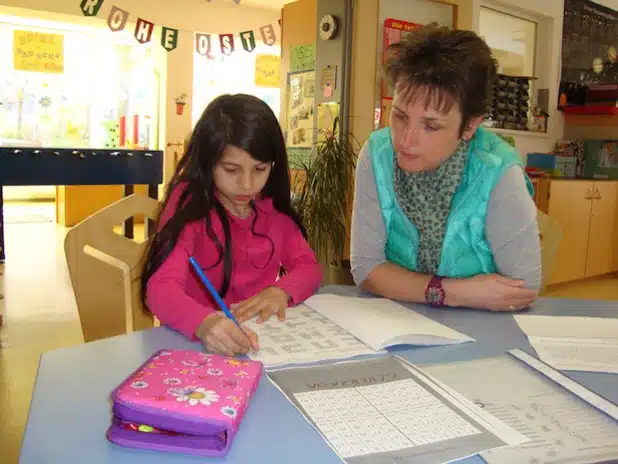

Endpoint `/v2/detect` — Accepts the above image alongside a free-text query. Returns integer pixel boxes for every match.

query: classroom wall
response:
[351,0,568,159]
[280,0,318,129]
[481,0,566,158]
[350,0,475,149]
[0,0,281,42]
[0,1,280,207]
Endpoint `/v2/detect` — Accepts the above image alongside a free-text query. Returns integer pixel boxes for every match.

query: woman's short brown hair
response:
[385,24,497,134]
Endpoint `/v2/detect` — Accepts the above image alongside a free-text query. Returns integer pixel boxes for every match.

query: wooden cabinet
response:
[546,179,618,286]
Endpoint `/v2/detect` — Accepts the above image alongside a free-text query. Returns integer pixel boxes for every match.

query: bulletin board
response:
[379,18,421,128]
[286,69,315,168]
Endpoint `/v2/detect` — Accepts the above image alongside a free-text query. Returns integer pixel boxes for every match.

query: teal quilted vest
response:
[368,126,533,278]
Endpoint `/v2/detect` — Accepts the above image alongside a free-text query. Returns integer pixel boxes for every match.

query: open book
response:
[304,293,474,351]
[245,293,473,369]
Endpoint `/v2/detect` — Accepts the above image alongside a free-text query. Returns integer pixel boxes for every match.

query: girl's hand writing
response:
[195,313,259,356]
[444,274,538,311]
[232,287,289,323]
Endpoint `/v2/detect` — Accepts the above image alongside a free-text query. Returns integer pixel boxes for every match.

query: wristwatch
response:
[425,275,445,307]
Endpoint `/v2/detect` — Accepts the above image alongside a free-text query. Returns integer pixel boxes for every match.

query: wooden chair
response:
[537,209,562,291]
[65,194,160,342]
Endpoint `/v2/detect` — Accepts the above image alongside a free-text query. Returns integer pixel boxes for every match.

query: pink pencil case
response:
[106,349,263,456]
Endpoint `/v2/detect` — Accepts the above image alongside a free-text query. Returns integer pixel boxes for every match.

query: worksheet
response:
[244,304,377,369]
[424,352,618,464]
[514,315,618,374]
[268,356,526,464]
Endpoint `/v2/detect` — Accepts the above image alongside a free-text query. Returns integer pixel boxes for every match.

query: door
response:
[547,180,593,285]
[585,181,618,277]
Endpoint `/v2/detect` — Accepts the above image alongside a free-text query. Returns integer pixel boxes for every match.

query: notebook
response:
[245,293,473,369]
[305,294,474,350]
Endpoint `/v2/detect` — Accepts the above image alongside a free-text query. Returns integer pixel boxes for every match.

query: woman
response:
[350,24,541,312]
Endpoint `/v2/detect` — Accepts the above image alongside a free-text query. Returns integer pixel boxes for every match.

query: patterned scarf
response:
[393,139,469,274]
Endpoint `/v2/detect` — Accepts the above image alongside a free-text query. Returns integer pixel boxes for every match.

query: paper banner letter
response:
[195,33,214,59]
[161,27,179,52]
[80,0,104,17]
[134,18,154,44]
[260,24,276,46]
[107,6,128,32]
[219,34,235,55]
[240,30,256,52]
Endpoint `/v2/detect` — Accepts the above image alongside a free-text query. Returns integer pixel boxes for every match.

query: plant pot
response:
[328,259,355,286]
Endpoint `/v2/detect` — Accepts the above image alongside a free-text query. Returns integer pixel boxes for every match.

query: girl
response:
[140,94,322,356]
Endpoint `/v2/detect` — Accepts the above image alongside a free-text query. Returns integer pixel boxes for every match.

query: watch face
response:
[427,286,444,305]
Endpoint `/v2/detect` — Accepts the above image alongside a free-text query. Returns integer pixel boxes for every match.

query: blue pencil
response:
[188,256,246,335]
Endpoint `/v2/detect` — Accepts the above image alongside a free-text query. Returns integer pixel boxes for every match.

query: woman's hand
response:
[444,274,538,312]
[232,287,290,323]
[195,313,259,356]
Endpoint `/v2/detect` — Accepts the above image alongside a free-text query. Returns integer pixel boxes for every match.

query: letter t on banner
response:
[80,0,104,16]
[135,18,154,44]
[240,30,256,52]
[260,24,276,46]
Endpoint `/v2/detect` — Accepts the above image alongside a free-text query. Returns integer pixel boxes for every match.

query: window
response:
[480,7,537,78]
[192,41,281,126]
[0,17,159,149]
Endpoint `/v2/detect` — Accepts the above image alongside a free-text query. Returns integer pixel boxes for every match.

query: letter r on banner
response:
[81,0,104,17]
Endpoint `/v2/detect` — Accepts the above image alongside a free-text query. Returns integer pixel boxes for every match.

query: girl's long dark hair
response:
[140,94,305,310]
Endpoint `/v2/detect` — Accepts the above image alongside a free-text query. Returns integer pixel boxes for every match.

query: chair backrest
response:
[64,194,161,342]
[537,209,562,290]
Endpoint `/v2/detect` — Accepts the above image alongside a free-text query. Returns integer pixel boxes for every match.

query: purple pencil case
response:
[106,349,263,456]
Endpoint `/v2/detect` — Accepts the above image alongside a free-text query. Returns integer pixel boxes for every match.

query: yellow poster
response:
[13,30,64,74]
[255,54,280,88]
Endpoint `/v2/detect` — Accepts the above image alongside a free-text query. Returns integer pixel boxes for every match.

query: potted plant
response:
[291,116,358,285]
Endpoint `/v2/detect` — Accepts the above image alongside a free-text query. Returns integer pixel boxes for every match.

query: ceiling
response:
[230,0,294,11]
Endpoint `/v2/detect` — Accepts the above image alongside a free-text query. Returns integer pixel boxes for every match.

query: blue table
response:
[20,286,618,463]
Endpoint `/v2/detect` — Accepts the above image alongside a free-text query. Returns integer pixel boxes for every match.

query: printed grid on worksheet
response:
[294,378,481,458]
[246,305,374,367]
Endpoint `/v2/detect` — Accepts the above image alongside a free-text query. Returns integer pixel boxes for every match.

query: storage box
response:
[526,153,577,177]
[583,140,618,180]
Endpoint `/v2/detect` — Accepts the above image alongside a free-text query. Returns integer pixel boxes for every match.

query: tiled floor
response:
[0,201,617,463]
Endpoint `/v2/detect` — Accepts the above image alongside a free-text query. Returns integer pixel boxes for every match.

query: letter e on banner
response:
[195,33,214,59]
[161,27,179,52]
[107,6,128,32]
[134,18,154,44]
[219,34,235,55]
[260,24,276,46]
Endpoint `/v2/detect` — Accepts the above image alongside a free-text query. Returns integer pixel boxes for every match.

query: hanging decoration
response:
[79,0,277,54]
[161,27,179,52]
[240,30,256,52]
[195,33,214,59]
[259,24,276,46]
[107,6,129,32]
[80,0,104,17]
[134,18,155,44]
[219,34,235,55]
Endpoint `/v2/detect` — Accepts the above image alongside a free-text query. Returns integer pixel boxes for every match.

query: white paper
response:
[514,315,618,374]
[514,314,618,339]
[304,294,474,351]
[245,304,377,369]
[267,356,524,464]
[399,358,528,448]
[424,354,618,464]
[528,336,618,374]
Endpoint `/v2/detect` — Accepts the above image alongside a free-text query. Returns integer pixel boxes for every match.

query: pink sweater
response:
[146,185,323,340]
